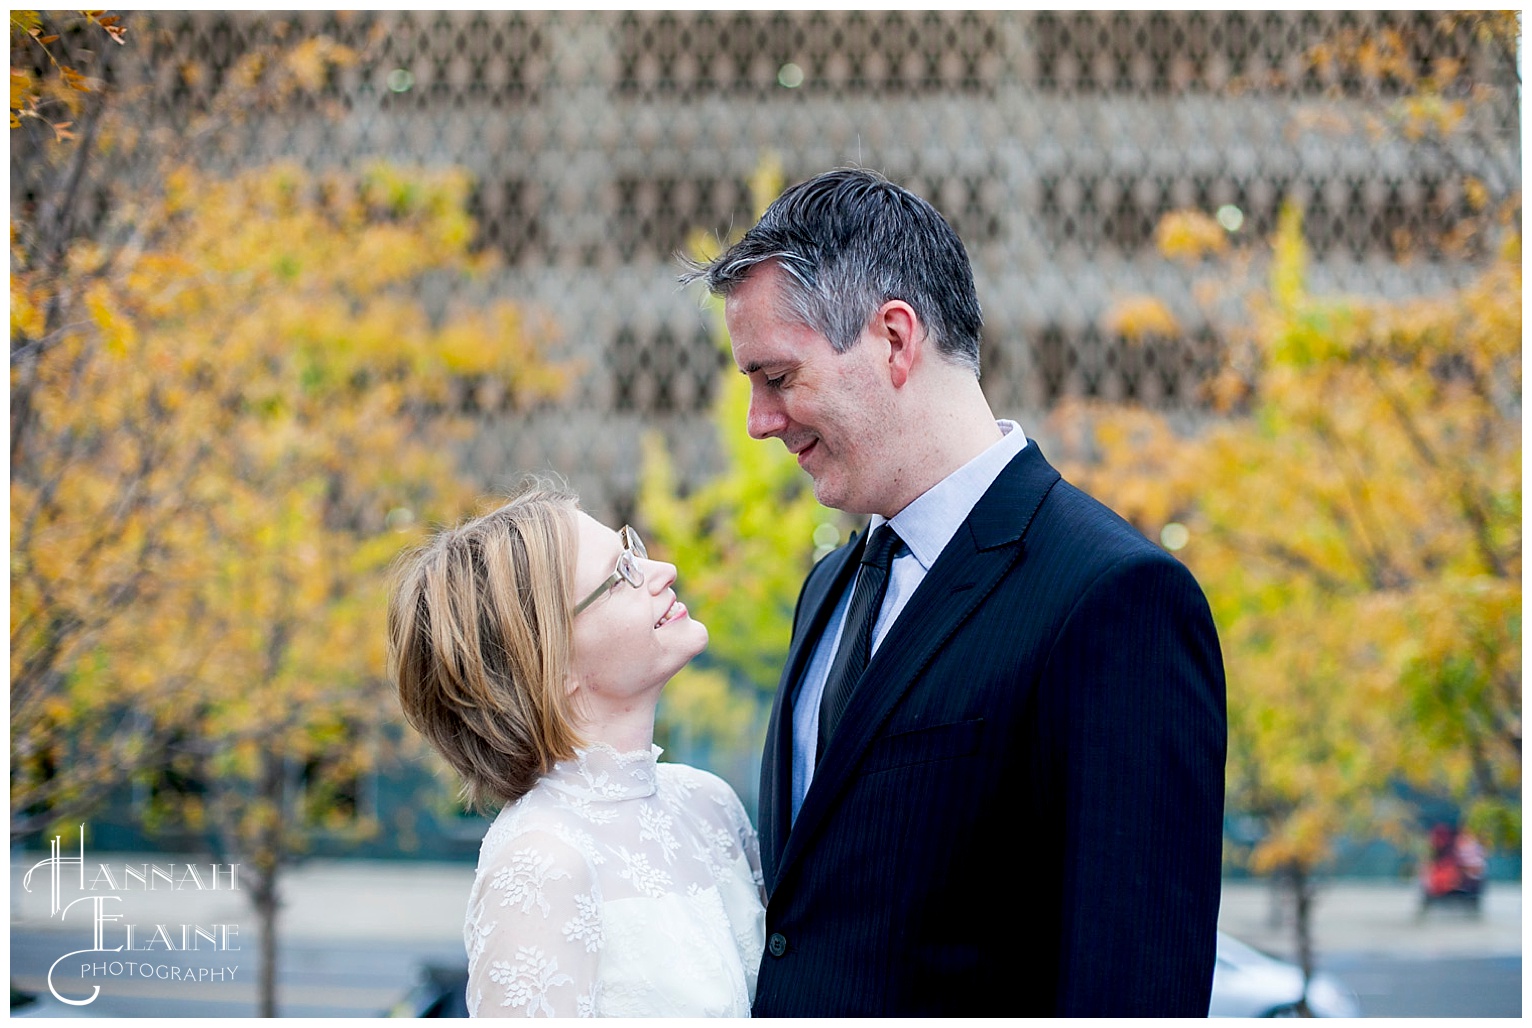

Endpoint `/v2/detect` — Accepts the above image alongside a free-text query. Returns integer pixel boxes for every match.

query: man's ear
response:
[875,299,922,389]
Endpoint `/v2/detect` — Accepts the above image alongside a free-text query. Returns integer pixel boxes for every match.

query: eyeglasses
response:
[573,525,647,615]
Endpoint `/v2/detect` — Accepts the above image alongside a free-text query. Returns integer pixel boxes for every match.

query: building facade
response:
[95,10,1517,523]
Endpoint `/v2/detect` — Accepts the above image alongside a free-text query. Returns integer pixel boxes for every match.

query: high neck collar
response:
[540,742,662,801]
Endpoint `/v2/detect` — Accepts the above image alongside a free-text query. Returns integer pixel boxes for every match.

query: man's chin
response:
[809,476,874,517]
[807,474,839,509]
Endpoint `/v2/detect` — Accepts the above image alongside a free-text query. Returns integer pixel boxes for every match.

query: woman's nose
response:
[642,557,678,591]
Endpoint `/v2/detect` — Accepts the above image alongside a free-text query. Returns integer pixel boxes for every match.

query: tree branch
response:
[1366,361,1510,579]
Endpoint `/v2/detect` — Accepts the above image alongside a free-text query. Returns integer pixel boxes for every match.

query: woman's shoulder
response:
[656,762,752,826]
[476,786,606,872]
[656,758,731,795]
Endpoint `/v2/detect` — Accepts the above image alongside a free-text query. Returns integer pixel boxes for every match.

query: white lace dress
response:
[463,744,766,1017]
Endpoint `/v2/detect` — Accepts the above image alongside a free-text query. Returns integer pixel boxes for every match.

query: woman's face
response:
[566,512,708,712]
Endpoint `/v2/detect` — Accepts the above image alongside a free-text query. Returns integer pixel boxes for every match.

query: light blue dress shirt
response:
[790,420,1029,821]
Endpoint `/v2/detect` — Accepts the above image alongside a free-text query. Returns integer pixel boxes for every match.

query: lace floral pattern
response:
[493,850,568,916]
[464,744,765,1017]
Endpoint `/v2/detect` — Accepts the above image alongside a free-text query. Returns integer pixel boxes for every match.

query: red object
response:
[1425,858,1463,896]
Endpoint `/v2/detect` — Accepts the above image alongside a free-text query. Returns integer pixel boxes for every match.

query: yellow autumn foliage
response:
[11,161,573,856]
[1155,209,1230,263]
[1054,207,1521,884]
[1105,294,1182,342]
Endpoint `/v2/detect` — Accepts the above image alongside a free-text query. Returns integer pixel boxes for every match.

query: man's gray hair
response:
[682,169,983,376]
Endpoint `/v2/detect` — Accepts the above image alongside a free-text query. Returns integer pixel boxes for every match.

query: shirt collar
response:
[540,742,662,801]
[872,420,1028,570]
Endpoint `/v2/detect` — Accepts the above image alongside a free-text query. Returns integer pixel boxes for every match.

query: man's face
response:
[724,263,896,515]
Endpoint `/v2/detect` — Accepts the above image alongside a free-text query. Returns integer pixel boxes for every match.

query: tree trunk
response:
[254,750,285,1018]
[254,874,279,1018]
[1287,861,1317,1017]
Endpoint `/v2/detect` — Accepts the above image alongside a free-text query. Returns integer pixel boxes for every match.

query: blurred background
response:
[10,10,1520,1017]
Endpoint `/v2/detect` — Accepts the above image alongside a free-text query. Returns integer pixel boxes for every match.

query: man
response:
[688,169,1226,1016]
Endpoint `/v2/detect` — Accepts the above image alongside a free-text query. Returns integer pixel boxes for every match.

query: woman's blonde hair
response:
[387,481,583,811]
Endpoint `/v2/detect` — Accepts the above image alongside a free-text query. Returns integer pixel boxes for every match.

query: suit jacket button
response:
[768,932,788,957]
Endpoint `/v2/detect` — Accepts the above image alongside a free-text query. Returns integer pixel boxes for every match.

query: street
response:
[12,926,1521,1018]
[10,856,1522,1017]
[1327,952,1521,1017]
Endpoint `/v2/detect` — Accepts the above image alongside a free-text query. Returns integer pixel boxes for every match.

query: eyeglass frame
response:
[573,525,647,615]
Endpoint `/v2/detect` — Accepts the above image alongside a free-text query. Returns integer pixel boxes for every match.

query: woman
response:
[388,482,765,1017]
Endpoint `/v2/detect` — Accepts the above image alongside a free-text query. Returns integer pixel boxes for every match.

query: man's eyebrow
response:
[738,360,770,376]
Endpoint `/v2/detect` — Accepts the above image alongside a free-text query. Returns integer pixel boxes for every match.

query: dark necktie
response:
[818,524,903,756]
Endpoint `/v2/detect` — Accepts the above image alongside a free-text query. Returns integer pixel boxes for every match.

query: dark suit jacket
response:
[754,442,1227,1016]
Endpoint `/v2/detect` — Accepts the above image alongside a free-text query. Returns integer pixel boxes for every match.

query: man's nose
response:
[746,385,786,439]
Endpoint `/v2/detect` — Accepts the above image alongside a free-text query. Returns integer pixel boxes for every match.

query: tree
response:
[11,13,572,1016]
[1050,12,1519,998]
[639,157,852,798]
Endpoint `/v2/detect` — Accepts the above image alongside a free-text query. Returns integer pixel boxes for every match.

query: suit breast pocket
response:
[861,718,985,777]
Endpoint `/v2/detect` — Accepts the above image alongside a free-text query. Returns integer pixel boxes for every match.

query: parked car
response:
[388,964,469,1018]
[1210,931,1362,1017]
[11,985,106,1018]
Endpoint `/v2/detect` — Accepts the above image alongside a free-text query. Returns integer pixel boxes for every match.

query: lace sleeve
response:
[691,767,767,901]
[466,829,604,1018]
[738,802,766,902]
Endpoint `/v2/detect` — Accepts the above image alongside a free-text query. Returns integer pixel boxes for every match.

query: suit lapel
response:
[760,531,865,883]
[773,443,1062,891]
